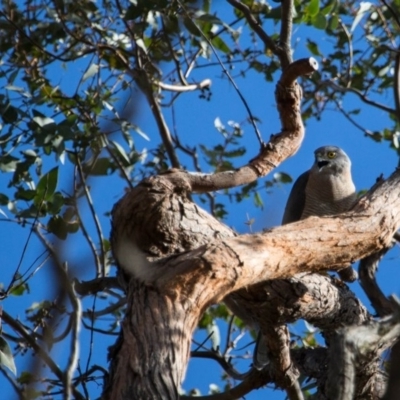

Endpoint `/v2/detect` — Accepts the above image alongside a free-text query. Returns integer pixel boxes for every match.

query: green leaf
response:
[321,0,337,16]
[328,15,339,30]
[36,167,59,202]
[84,157,110,175]
[0,336,17,375]
[17,371,34,385]
[306,39,322,56]
[211,36,230,54]
[197,13,223,25]
[273,172,293,183]
[306,0,320,17]
[10,282,29,296]
[312,13,327,30]
[66,220,80,234]
[183,17,201,36]
[47,192,65,215]
[18,204,44,219]
[253,191,264,209]
[111,141,131,165]
[262,6,282,20]
[15,188,36,201]
[47,215,68,240]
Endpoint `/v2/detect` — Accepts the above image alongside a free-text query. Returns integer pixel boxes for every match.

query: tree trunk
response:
[103,280,198,399]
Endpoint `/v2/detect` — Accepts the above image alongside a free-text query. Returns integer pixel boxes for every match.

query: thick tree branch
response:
[124,168,400,297]
[326,301,400,400]
[359,250,396,317]
[228,272,370,397]
[156,57,317,194]
[280,0,294,67]
[108,166,400,398]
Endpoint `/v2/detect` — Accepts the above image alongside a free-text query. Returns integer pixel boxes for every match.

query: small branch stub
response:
[279,57,319,87]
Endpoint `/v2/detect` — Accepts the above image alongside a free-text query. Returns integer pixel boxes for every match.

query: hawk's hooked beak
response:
[317,161,329,169]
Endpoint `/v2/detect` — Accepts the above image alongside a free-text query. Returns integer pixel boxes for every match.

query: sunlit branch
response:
[394,49,400,124]
[63,263,82,400]
[280,0,294,67]
[185,47,203,78]
[154,79,212,92]
[5,196,46,295]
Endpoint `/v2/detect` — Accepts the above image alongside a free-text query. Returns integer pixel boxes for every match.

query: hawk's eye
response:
[327,151,336,159]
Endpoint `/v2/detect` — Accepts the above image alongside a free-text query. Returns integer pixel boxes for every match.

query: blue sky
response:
[1,2,400,399]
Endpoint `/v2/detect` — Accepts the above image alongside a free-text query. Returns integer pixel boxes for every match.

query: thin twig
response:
[325,80,395,114]
[0,367,24,398]
[332,98,376,138]
[338,19,353,87]
[191,350,249,380]
[72,161,102,276]
[380,0,400,29]
[2,311,85,400]
[223,315,236,357]
[226,0,281,59]
[192,331,215,352]
[81,319,119,335]
[76,155,106,276]
[82,298,126,318]
[179,0,264,147]
[85,294,97,375]
[133,65,181,168]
